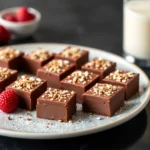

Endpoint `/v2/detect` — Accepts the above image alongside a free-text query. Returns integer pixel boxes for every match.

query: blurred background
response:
[3,1,150,150]
[0,0,122,55]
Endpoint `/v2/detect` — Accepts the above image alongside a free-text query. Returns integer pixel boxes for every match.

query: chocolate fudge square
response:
[102,70,139,100]
[0,46,24,70]
[61,70,100,103]
[55,46,88,69]
[37,88,76,122]
[23,48,54,74]
[82,83,125,117]
[0,67,18,93]
[6,75,47,110]
[82,57,116,79]
[37,59,76,88]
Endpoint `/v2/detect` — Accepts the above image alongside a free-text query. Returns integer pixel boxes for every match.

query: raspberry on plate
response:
[0,90,19,113]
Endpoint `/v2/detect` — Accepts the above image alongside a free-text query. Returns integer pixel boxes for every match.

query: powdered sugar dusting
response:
[0,96,141,133]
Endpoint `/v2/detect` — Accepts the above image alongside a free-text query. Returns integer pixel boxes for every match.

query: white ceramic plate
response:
[0,43,149,139]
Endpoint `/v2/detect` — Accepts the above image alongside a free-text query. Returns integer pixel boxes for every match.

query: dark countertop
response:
[0,0,150,149]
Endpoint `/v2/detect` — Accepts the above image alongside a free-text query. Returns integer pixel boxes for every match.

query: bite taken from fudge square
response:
[0,67,18,93]
[37,59,76,89]
[36,88,76,122]
[102,70,139,100]
[82,83,125,117]
[61,70,100,104]
[81,57,116,79]
[0,46,24,70]
[55,46,89,69]
[6,75,47,111]
[23,48,54,74]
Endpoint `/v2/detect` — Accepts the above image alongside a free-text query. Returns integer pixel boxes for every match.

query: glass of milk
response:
[123,0,150,67]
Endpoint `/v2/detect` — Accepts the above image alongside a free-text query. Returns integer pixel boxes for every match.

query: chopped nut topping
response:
[83,58,113,70]
[60,46,83,58]
[43,59,71,73]
[0,67,16,81]
[7,116,11,120]
[27,112,32,116]
[69,120,73,123]
[89,83,119,96]
[105,70,134,83]
[26,118,32,121]
[41,87,75,103]
[64,70,96,85]
[0,47,21,60]
[28,48,53,61]
[12,75,44,92]
[58,120,62,122]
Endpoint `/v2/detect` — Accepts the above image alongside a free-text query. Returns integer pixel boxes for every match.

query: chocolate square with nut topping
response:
[37,59,76,88]
[6,75,47,110]
[102,70,139,100]
[0,46,24,70]
[61,70,100,103]
[23,48,54,74]
[37,88,76,122]
[0,67,18,93]
[55,46,88,69]
[82,83,125,117]
[81,57,116,79]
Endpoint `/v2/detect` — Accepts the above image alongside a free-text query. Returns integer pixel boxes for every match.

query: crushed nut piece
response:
[12,75,44,92]
[27,112,32,116]
[69,120,73,123]
[0,47,21,60]
[28,48,53,61]
[26,118,32,121]
[47,122,52,125]
[58,120,62,122]
[7,116,11,120]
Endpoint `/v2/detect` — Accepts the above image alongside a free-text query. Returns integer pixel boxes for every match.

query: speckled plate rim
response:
[0,43,150,139]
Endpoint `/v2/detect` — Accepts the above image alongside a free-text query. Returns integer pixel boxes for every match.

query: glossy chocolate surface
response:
[82,57,116,79]
[37,88,76,122]
[83,83,125,116]
[102,70,139,100]
[0,46,24,70]
[23,48,54,74]
[6,75,47,110]
[37,59,76,88]
[0,67,18,93]
[55,46,89,68]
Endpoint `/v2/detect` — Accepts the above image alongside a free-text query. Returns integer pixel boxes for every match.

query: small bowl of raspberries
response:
[0,6,41,38]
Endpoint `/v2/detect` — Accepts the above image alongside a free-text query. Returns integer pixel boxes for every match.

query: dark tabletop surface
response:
[0,0,150,149]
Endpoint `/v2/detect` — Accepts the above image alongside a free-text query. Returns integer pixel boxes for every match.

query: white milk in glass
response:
[123,0,150,60]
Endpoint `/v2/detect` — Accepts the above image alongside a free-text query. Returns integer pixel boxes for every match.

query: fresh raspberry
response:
[17,6,34,22]
[28,13,35,20]
[0,90,19,113]
[4,15,18,22]
[0,25,11,43]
